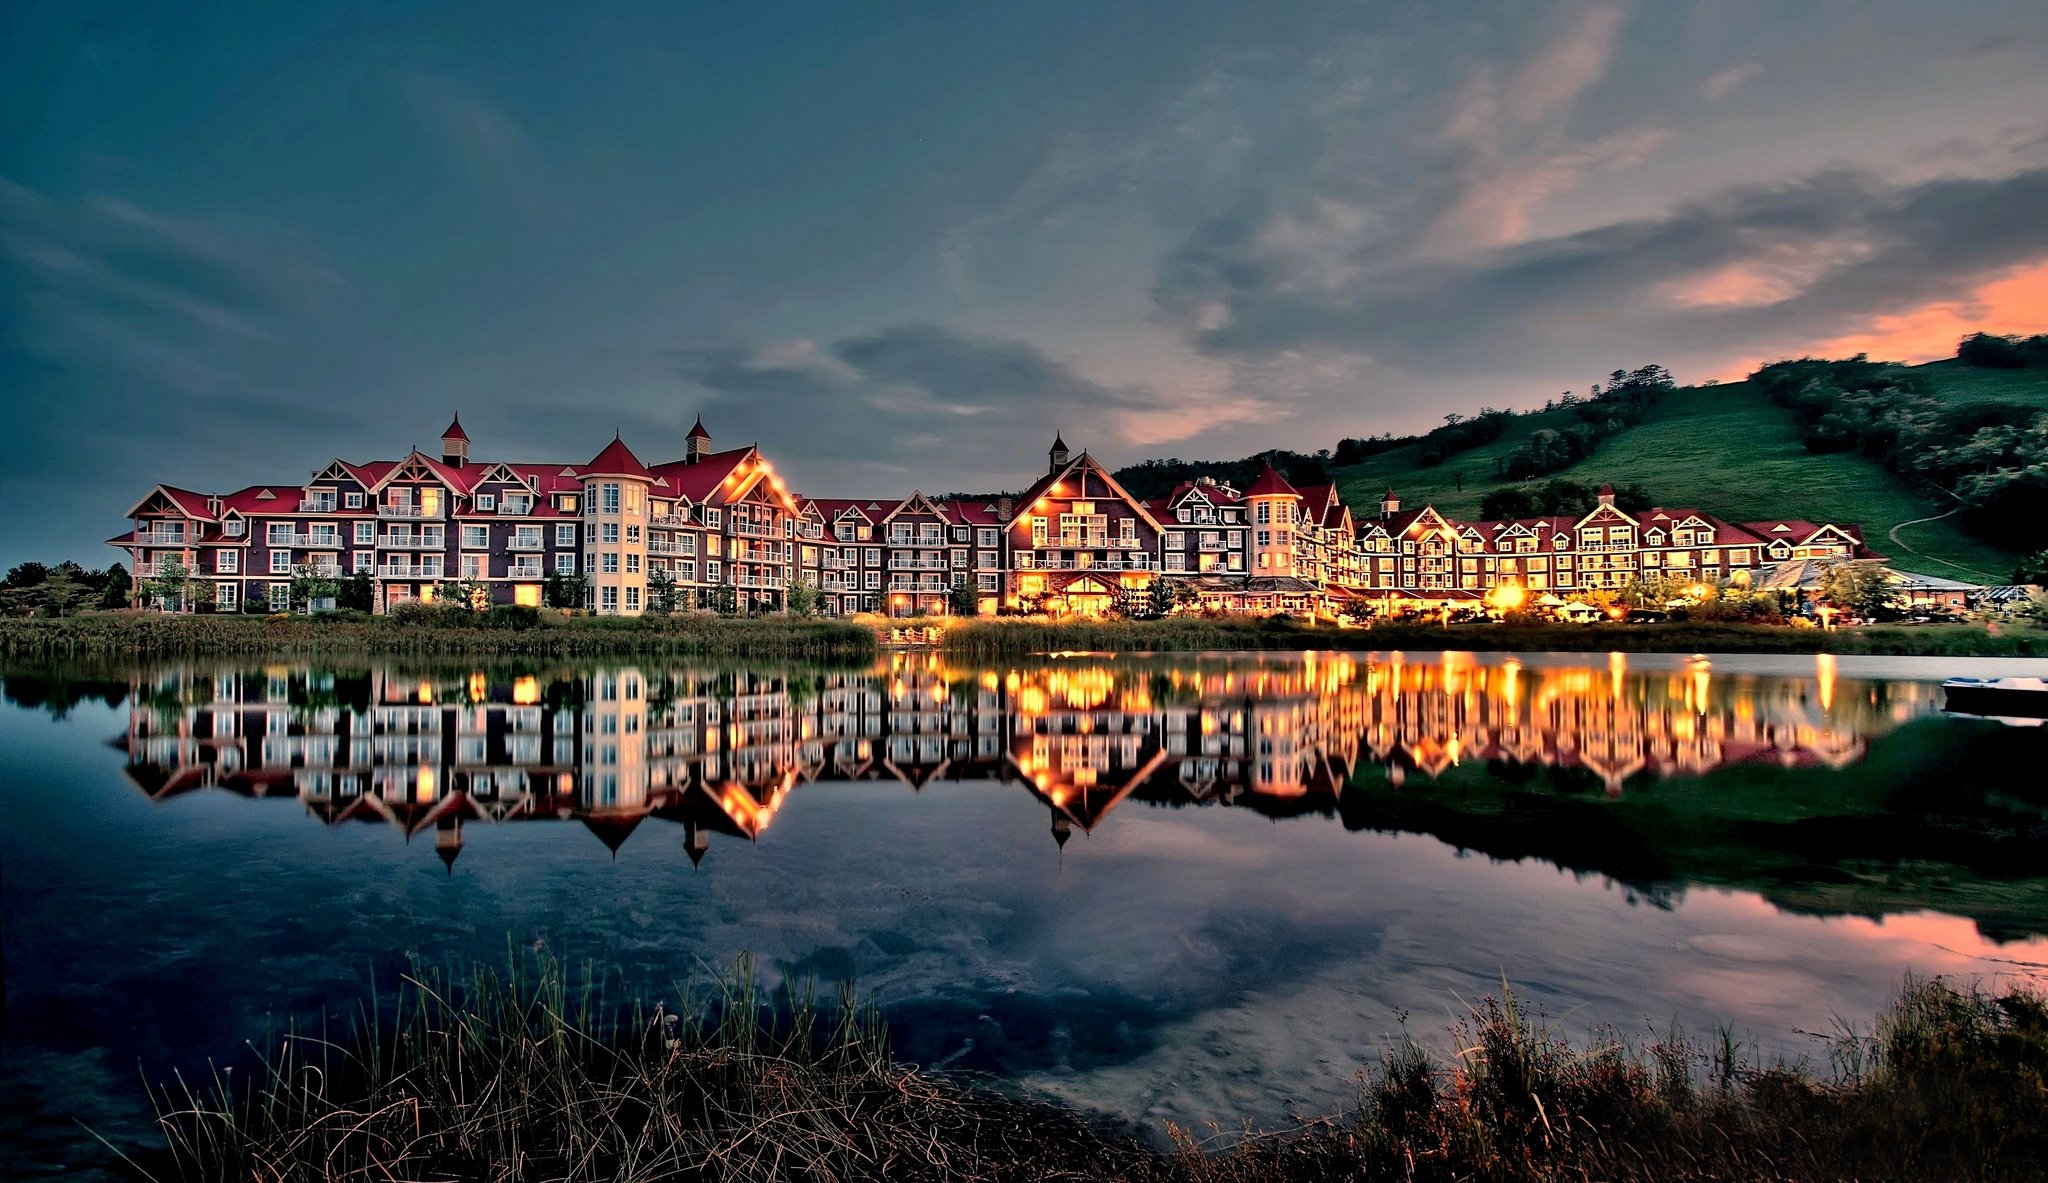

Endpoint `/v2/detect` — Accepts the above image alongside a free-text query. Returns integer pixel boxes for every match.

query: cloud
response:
[405,74,548,215]
[1804,257,2048,365]
[1427,3,1646,251]
[1702,62,1763,102]
[1156,157,2048,381]
[0,179,347,406]
[674,325,1185,493]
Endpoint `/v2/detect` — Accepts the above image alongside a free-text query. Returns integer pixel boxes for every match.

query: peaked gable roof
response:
[1245,462,1301,498]
[583,436,653,480]
[1011,451,1163,530]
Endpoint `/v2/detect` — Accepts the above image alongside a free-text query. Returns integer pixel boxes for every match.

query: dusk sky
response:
[6,0,2048,565]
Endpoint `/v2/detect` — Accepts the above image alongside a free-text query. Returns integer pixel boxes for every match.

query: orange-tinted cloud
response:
[1811,257,2048,362]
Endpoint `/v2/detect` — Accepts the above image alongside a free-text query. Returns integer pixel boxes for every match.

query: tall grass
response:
[0,613,878,664]
[942,617,2044,659]
[125,957,2048,1182]
[134,948,1151,1183]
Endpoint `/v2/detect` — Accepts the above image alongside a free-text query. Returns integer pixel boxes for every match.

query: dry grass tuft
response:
[123,956,2048,1182]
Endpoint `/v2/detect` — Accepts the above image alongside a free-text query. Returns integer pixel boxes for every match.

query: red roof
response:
[687,416,711,441]
[940,498,1006,525]
[1244,462,1300,498]
[441,415,469,443]
[648,447,756,502]
[582,436,653,480]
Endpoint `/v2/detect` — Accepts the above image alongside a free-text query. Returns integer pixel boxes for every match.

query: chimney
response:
[997,496,1015,521]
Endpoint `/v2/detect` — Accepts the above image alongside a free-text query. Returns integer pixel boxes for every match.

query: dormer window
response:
[477,493,496,511]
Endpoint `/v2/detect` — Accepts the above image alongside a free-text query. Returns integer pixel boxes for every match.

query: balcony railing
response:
[730,520,782,538]
[1017,556,1152,571]
[507,564,545,580]
[647,539,688,556]
[650,512,690,528]
[376,534,445,550]
[378,503,443,519]
[135,530,191,546]
[266,534,343,550]
[886,558,950,570]
[379,565,444,579]
[506,536,544,550]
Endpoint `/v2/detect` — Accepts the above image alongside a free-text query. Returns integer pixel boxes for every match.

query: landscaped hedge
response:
[0,611,879,663]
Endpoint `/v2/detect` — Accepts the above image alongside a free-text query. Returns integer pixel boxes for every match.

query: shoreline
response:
[100,954,2048,1182]
[4,613,2044,664]
[941,617,2047,659]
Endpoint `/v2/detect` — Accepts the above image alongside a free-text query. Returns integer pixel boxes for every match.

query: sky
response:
[5,0,2048,566]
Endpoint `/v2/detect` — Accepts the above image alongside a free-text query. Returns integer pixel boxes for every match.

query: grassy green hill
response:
[1331,361,2043,583]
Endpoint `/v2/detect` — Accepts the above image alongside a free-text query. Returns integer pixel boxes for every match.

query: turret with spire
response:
[440,415,470,467]
[1048,432,1070,474]
[1380,487,1401,519]
[686,416,712,465]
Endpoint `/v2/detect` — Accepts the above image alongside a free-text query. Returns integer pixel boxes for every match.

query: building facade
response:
[112,419,1875,618]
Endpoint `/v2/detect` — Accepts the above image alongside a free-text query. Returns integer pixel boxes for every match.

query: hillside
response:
[1329,360,2045,583]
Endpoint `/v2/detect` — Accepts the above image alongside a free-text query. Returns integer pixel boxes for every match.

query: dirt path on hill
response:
[1886,504,2001,582]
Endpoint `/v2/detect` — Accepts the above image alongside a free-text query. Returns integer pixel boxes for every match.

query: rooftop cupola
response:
[1597,483,1616,509]
[440,415,470,467]
[686,416,712,465]
[1048,432,1070,474]
[1380,487,1400,518]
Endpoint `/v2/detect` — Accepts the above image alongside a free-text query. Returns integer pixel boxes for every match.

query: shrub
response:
[479,605,543,630]
[385,600,439,627]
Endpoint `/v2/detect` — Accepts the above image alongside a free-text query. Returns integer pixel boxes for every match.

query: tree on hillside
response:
[2014,550,2048,586]
[1480,488,1536,520]
[1958,332,2027,369]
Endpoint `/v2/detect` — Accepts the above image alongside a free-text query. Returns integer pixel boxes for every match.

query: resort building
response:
[110,417,1876,619]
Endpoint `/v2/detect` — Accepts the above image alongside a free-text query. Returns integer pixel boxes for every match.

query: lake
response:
[4,649,2047,1176]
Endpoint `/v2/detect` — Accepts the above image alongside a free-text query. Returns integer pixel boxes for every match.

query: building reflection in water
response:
[114,652,1940,867]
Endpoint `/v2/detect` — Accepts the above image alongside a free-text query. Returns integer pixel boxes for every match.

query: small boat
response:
[1942,676,2048,719]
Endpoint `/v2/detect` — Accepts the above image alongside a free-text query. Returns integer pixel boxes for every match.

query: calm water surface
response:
[4,649,2048,1173]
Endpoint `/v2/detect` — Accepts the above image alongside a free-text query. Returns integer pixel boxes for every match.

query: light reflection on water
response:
[1,650,2045,1167]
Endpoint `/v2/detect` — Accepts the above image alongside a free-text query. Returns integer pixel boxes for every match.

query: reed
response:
[124,957,2048,1182]
[0,612,879,663]
[941,617,2044,659]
